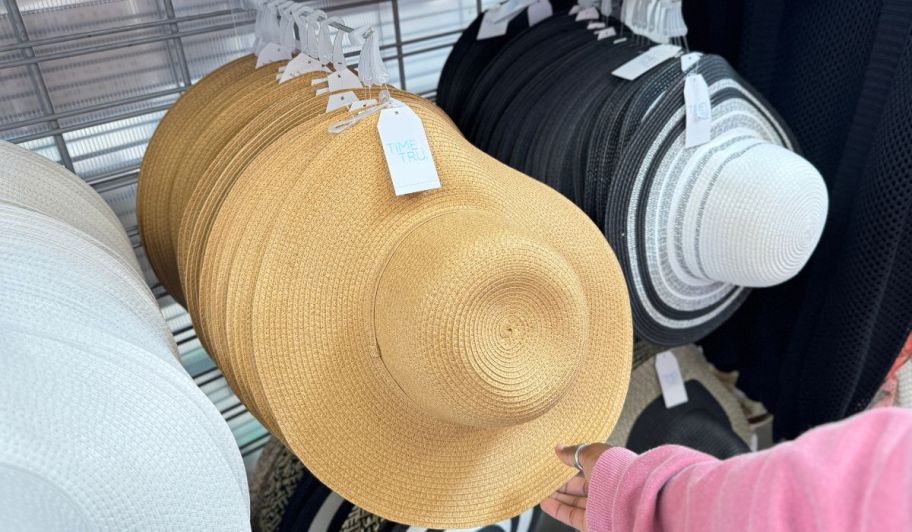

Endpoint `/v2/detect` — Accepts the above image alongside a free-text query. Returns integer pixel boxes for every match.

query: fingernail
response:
[555,443,568,451]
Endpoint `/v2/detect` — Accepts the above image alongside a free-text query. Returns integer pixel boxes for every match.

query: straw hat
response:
[194,96,632,526]
[0,328,250,531]
[171,88,446,437]
[604,55,828,345]
[0,140,140,274]
[137,54,257,304]
[607,343,751,458]
[0,205,177,361]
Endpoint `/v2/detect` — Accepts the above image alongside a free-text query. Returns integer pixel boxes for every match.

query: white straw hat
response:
[605,56,828,345]
[0,140,140,275]
[0,205,177,362]
[0,328,250,531]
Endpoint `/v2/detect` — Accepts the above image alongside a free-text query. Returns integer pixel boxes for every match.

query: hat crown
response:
[374,211,588,428]
[681,142,828,287]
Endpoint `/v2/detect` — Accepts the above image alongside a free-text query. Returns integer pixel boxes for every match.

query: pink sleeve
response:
[585,408,912,532]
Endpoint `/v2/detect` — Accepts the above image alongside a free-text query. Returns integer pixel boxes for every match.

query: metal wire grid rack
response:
[0,0,493,476]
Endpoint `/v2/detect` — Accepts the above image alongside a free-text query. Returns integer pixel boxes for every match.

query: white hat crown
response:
[682,142,828,288]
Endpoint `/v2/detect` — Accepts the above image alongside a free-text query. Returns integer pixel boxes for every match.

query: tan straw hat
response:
[137,54,260,304]
[174,86,446,436]
[194,97,632,526]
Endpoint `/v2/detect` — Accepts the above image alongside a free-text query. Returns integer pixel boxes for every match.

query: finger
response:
[557,475,589,496]
[540,498,587,531]
[557,498,588,531]
[555,443,611,477]
[549,491,587,509]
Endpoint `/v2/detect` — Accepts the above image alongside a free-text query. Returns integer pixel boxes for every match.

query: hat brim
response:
[201,103,632,527]
[138,55,258,306]
[0,329,249,530]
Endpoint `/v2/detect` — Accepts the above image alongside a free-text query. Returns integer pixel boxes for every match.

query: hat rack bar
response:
[2,35,460,142]
[0,8,247,55]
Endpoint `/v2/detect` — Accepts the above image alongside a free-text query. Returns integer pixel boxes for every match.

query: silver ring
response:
[573,444,590,472]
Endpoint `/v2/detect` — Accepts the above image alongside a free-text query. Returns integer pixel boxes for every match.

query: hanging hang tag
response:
[575,6,600,20]
[587,21,606,29]
[477,8,513,40]
[318,18,342,65]
[655,351,689,408]
[279,53,328,82]
[596,27,617,40]
[492,0,537,22]
[612,43,681,80]
[256,42,292,68]
[527,0,553,26]
[680,52,703,72]
[327,91,358,112]
[684,73,712,148]
[569,5,581,15]
[377,105,441,196]
[327,67,363,92]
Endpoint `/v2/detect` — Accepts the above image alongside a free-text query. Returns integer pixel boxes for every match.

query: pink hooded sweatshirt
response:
[585,407,912,531]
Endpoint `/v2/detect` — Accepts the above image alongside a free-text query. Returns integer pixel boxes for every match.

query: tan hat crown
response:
[375,211,588,429]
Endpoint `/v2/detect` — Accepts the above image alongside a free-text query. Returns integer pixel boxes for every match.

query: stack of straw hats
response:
[249,439,541,532]
[0,140,249,530]
[439,2,830,346]
[137,5,633,529]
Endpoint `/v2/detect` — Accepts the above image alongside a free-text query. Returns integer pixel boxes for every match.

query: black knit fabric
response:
[684,0,912,439]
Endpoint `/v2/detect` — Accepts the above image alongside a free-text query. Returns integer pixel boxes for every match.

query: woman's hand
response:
[541,443,611,531]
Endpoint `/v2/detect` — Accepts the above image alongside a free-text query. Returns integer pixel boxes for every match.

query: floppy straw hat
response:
[137,54,257,304]
[194,97,632,526]
[607,343,751,458]
[176,88,446,437]
[604,55,828,345]
[0,329,250,531]
[0,205,177,361]
[0,141,140,274]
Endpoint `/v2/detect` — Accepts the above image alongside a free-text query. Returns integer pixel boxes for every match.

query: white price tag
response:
[527,0,553,26]
[279,53,326,83]
[327,67,363,92]
[478,5,520,39]
[587,21,606,29]
[256,42,292,68]
[684,73,712,148]
[575,6,600,20]
[680,52,703,72]
[377,105,441,196]
[612,44,681,80]
[569,5,581,14]
[596,27,617,40]
[326,91,358,112]
[655,351,689,409]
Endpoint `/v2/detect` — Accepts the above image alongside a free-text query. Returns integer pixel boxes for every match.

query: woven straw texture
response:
[1,140,249,529]
[136,46,632,525]
[137,54,257,305]
[0,140,140,275]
